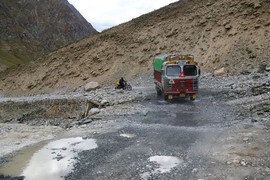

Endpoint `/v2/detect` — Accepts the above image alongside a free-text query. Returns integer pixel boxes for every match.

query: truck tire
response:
[156,87,162,96]
[190,95,196,101]
[163,94,168,101]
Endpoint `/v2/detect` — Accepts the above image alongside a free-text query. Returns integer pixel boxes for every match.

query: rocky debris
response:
[82,119,93,125]
[266,66,270,72]
[89,108,100,115]
[0,75,153,128]
[0,175,25,180]
[200,71,270,126]
[0,98,87,124]
[201,72,270,97]
[0,74,269,179]
[84,82,101,92]
[67,118,95,128]
[54,154,64,161]
[100,100,110,107]
[251,119,258,123]
[251,82,270,96]
[192,168,199,174]
[224,23,232,30]
[1,71,269,129]
[244,160,254,167]
[243,137,250,143]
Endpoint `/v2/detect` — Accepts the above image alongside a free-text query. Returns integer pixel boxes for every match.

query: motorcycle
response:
[115,81,132,91]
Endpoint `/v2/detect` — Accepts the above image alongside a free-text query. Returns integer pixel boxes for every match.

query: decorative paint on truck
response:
[153,54,200,101]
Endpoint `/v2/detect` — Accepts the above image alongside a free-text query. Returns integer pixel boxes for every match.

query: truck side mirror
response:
[161,70,164,75]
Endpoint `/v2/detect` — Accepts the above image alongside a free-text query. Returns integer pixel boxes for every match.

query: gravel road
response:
[0,72,269,180]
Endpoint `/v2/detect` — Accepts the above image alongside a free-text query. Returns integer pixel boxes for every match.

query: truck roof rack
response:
[166,54,197,65]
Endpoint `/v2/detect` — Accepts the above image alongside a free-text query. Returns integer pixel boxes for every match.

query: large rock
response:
[100,100,110,107]
[90,108,100,115]
[84,82,100,91]
[214,67,227,77]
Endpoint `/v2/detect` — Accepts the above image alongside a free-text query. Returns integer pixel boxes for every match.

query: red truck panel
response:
[154,70,162,83]
[173,79,197,93]
[163,78,198,94]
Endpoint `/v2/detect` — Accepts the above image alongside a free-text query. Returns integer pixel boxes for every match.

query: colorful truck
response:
[153,54,200,101]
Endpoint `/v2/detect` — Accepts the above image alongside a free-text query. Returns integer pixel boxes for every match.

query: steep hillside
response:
[0,0,97,70]
[0,0,269,95]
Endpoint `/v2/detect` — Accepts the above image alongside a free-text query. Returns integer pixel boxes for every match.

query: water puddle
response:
[141,155,183,179]
[0,137,98,180]
[149,156,182,173]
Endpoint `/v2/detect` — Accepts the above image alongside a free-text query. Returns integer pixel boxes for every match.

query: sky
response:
[68,0,178,32]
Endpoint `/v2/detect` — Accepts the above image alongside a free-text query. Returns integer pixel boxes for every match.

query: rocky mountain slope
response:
[0,0,269,95]
[0,0,97,71]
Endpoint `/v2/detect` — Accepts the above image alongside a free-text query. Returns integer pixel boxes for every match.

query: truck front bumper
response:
[165,91,197,100]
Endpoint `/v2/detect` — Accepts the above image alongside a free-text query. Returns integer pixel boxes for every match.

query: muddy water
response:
[0,137,97,180]
[0,142,46,177]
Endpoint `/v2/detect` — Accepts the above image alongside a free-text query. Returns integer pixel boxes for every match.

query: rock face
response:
[0,0,97,69]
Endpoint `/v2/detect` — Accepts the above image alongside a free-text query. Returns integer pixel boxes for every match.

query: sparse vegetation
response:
[245,47,252,54]
[213,58,220,64]
[99,32,119,41]
[245,47,256,59]
[258,64,267,73]
[0,50,25,66]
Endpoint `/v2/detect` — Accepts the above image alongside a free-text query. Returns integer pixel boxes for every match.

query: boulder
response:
[84,82,100,92]
[214,67,227,76]
[100,100,110,107]
[265,65,270,72]
[82,119,93,125]
[90,108,100,115]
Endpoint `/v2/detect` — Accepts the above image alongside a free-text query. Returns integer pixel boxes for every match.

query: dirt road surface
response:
[0,73,269,179]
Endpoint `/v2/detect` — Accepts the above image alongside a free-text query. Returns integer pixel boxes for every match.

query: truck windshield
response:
[166,65,181,76]
[183,65,197,76]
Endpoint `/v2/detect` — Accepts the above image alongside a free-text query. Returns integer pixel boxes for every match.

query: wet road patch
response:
[141,155,183,179]
[120,133,137,138]
[0,137,97,180]
[142,110,207,127]
[141,92,235,128]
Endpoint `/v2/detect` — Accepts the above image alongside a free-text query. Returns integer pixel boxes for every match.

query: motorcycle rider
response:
[119,77,126,89]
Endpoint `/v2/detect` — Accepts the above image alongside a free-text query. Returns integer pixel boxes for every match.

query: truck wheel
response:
[163,94,168,101]
[190,95,196,101]
[156,88,162,96]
